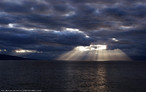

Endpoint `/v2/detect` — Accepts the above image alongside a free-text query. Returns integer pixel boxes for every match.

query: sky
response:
[0,0,146,61]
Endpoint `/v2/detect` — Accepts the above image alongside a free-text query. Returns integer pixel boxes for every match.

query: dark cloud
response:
[0,0,146,60]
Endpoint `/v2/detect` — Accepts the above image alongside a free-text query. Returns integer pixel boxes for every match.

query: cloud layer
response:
[0,0,146,60]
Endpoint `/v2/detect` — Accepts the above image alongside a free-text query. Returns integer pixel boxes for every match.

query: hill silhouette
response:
[0,54,33,60]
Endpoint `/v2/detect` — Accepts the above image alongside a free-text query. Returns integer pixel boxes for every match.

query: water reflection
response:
[63,62,108,92]
[0,61,146,92]
[96,64,108,92]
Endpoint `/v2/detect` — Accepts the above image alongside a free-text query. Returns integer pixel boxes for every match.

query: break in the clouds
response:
[0,0,146,60]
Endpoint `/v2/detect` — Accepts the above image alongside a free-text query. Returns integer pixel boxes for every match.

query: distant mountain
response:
[0,54,33,60]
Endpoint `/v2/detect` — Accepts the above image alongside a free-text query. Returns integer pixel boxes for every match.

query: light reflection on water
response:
[96,64,108,92]
[58,62,108,92]
[0,61,146,92]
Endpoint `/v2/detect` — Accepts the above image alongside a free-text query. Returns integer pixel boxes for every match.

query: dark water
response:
[0,61,146,92]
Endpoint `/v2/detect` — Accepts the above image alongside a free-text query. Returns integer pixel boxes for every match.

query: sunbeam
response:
[57,44,131,61]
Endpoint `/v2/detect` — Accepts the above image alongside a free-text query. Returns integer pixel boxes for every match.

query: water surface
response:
[0,61,146,92]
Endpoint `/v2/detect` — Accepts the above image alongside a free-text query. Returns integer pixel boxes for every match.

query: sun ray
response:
[57,44,131,61]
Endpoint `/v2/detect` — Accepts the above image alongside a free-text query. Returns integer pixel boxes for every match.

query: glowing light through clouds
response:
[77,45,107,51]
[57,44,131,61]
[15,49,37,53]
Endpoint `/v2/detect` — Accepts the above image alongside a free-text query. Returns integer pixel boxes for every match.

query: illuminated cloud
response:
[0,49,7,52]
[112,38,119,42]
[63,11,75,17]
[120,25,134,30]
[15,49,37,53]
[76,45,107,51]
[57,44,131,61]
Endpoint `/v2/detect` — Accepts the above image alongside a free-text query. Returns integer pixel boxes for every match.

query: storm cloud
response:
[0,0,146,60]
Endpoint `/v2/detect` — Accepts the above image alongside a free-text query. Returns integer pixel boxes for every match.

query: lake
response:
[0,61,146,92]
